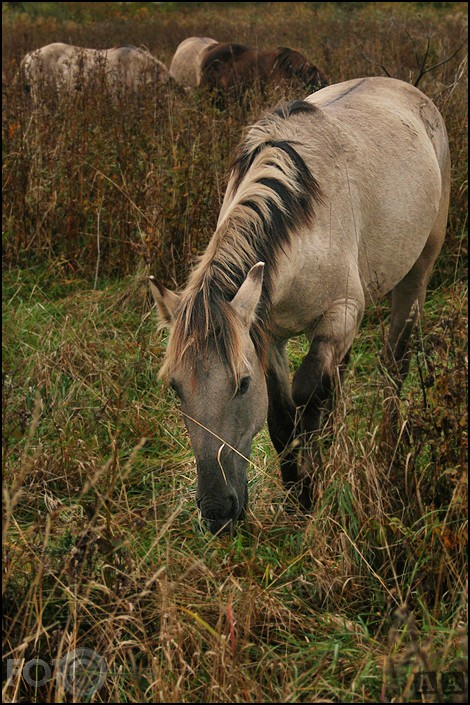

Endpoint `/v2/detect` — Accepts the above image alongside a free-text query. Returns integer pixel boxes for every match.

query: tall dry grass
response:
[2,3,468,702]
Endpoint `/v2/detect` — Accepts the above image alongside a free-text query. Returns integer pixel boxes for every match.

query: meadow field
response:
[2,2,468,702]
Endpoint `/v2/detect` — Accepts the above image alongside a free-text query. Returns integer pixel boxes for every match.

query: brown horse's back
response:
[200,42,327,99]
[200,42,259,94]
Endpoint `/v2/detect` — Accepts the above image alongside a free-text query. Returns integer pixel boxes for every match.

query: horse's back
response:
[306,77,449,167]
[106,46,171,88]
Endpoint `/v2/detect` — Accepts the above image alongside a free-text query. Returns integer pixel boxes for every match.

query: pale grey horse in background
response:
[150,77,450,535]
[169,36,218,88]
[21,42,173,101]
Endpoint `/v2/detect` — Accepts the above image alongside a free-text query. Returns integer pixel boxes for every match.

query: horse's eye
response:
[237,376,251,396]
[169,378,181,398]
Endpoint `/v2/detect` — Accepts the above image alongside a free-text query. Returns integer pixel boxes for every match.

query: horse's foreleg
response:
[291,298,363,507]
[266,342,300,496]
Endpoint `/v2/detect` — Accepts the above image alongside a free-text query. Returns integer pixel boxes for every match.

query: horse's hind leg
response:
[383,210,448,445]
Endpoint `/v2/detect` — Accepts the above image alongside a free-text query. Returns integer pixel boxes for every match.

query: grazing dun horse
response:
[21,42,172,100]
[169,36,218,88]
[150,77,450,535]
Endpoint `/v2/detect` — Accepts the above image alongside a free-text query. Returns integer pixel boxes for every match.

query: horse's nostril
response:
[197,490,240,534]
[203,516,234,536]
[228,492,239,520]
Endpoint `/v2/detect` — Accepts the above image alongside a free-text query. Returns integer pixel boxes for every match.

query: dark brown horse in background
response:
[200,42,328,103]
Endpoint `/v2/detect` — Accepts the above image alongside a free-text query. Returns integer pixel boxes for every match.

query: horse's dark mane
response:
[201,42,252,73]
[272,48,327,88]
[223,104,322,316]
[230,100,318,189]
[272,99,319,119]
[161,101,322,383]
[273,46,308,72]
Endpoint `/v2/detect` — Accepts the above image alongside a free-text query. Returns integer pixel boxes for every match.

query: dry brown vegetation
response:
[2,2,468,702]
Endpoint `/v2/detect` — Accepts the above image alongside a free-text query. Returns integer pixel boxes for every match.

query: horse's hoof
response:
[283,478,313,512]
[297,481,313,511]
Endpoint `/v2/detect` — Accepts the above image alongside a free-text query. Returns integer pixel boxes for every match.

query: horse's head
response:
[150,263,268,534]
[303,64,329,92]
[274,47,328,92]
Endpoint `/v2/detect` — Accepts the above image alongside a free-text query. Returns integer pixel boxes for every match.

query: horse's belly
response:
[358,198,441,301]
[269,196,441,338]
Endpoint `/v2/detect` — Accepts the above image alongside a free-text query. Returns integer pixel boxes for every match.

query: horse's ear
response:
[149,276,180,326]
[230,262,264,328]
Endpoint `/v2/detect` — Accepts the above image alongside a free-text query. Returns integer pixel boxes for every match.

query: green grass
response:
[3,262,467,702]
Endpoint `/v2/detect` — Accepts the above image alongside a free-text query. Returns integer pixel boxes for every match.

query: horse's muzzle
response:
[197,491,242,535]
[202,515,235,535]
